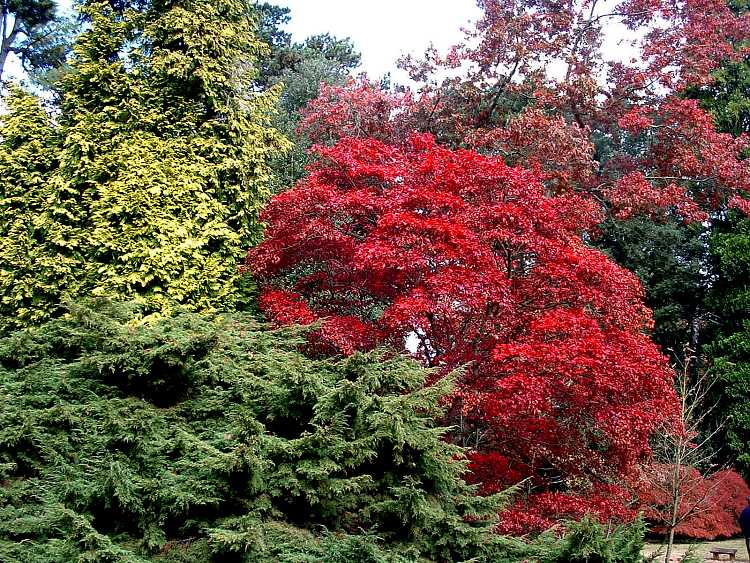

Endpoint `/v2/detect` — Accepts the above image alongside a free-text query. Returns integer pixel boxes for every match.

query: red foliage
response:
[467,108,598,193]
[298,79,413,145]
[299,0,750,218]
[606,98,750,221]
[631,464,750,540]
[248,134,679,520]
[496,484,637,535]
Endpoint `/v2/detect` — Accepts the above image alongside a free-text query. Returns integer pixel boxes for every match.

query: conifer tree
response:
[706,217,750,472]
[58,0,288,314]
[0,0,288,331]
[0,0,65,81]
[0,300,507,562]
[0,86,71,333]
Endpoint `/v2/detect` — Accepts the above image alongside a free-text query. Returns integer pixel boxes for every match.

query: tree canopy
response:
[247,133,679,530]
[3,0,750,558]
[0,0,68,81]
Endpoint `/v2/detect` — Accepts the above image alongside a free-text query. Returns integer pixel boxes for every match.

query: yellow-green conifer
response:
[0,0,288,331]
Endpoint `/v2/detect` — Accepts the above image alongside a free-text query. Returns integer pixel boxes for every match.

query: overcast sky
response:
[5,1,636,87]
[273,1,481,81]
[5,0,474,82]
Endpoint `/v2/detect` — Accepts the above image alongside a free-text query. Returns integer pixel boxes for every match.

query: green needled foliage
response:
[0,86,70,334]
[689,59,750,138]
[0,0,67,82]
[0,300,512,562]
[598,216,709,359]
[532,516,648,563]
[707,216,750,473]
[59,0,289,313]
[0,0,289,332]
[252,3,361,191]
[712,320,750,471]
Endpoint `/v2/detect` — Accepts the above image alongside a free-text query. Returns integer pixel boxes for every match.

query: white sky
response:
[10,0,474,83]
[273,0,481,82]
[5,1,634,86]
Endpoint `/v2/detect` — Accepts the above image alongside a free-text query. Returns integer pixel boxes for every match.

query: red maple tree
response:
[264,0,750,533]
[247,133,679,525]
[632,465,750,540]
[299,0,750,218]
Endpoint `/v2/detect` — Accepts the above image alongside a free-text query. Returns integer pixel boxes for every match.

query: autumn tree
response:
[309,0,750,202]
[247,133,678,529]
[298,0,750,368]
[628,352,750,562]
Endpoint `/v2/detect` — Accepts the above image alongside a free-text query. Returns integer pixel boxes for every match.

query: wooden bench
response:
[708,547,738,561]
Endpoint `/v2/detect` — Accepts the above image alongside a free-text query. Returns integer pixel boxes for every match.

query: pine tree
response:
[0,300,508,562]
[0,0,67,81]
[253,2,361,191]
[0,86,72,333]
[598,216,709,359]
[0,0,289,331]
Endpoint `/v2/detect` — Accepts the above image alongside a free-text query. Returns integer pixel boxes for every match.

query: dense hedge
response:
[0,301,650,562]
[0,301,504,561]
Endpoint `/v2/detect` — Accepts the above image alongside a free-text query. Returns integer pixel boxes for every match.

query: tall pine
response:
[0,87,68,333]
[0,0,288,331]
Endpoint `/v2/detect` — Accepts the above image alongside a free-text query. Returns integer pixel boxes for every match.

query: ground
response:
[644,538,748,561]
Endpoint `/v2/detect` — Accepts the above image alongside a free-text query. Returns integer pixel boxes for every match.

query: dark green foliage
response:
[490,516,648,563]
[706,215,750,473]
[542,516,647,563]
[711,323,750,471]
[254,3,359,93]
[598,216,709,359]
[551,516,646,563]
[707,216,750,329]
[253,2,360,190]
[253,2,296,89]
[689,59,750,138]
[0,301,511,562]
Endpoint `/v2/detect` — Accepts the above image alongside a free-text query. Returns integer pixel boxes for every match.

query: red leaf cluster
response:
[496,484,636,535]
[298,79,412,145]
[630,464,750,540]
[248,134,679,519]
[299,0,750,219]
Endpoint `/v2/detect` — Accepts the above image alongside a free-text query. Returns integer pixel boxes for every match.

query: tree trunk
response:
[0,46,9,80]
[664,526,676,563]
[665,441,683,563]
[0,11,20,82]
